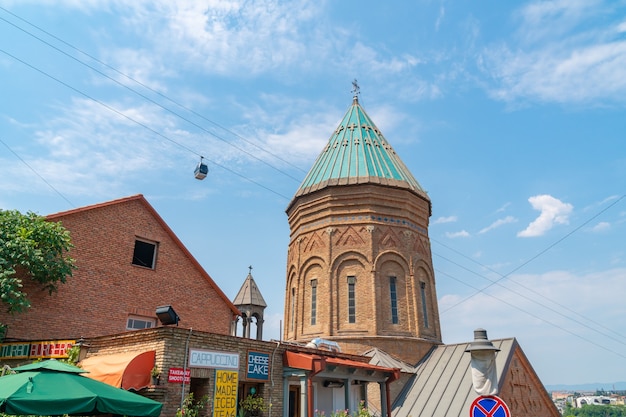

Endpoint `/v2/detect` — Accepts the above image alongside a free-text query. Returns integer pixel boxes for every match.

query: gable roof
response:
[47,194,240,317]
[391,338,516,417]
[289,95,429,209]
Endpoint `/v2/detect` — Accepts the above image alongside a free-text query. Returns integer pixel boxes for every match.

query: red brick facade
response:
[0,195,239,341]
[284,184,442,364]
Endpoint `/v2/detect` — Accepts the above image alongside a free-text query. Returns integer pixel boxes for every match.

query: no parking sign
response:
[469,395,510,417]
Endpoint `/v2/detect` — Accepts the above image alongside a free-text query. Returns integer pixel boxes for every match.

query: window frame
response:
[389,276,399,324]
[132,238,158,269]
[310,279,318,325]
[126,316,157,331]
[420,281,429,328]
[347,276,356,323]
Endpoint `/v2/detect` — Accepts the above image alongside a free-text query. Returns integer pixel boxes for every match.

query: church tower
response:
[284,88,442,364]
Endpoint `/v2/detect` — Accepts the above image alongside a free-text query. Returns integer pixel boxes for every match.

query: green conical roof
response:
[292,95,427,201]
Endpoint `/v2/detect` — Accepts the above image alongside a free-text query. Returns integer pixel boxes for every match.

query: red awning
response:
[81,350,156,390]
[284,350,400,381]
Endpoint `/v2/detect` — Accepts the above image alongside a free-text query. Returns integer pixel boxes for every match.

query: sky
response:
[1,0,625,387]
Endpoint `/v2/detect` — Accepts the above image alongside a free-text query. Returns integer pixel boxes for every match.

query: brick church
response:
[281,89,560,417]
[283,90,440,364]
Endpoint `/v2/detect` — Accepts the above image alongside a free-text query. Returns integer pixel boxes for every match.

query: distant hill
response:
[545,381,626,392]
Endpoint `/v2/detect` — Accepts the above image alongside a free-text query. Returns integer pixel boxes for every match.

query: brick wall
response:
[84,327,286,417]
[0,195,237,341]
[499,347,561,417]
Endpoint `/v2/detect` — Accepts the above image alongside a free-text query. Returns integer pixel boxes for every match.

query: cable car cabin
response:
[194,161,208,180]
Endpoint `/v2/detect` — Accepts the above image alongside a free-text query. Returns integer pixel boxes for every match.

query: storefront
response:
[0,327,398,417]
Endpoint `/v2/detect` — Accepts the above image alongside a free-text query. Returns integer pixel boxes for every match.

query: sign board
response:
[168,367,191,384]
[213,370,238,417]
[470,395,511,417]
[189,348,239,369]
[247,351,270,381]
[0,340,75,360]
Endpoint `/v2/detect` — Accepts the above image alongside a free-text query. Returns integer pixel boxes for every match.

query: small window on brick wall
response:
[310,279,317,325]
[347,276,356,323]
[132,239,158,269]
[127,316,157,330]
[389,276,399,324]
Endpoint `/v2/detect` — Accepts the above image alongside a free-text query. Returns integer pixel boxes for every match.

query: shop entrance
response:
[288,385,301,417]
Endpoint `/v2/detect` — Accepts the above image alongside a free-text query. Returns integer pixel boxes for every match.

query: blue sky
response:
[1,1,625,387]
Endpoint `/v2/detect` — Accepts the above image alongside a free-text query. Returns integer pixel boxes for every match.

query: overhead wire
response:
[0,138,76,208]
[438,194,626,318]
[0,47,293,201]
[0,9,304,183]
[435,267,626,360]
[2,5,625,362]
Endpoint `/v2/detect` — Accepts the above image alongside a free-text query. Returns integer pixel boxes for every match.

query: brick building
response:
[0,193,399,417]
[0,194,239,341]
[0,92,561,417]
[283,92,560,417]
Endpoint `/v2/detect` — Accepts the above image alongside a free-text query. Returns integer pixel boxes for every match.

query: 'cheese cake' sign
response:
[247,351,270,380]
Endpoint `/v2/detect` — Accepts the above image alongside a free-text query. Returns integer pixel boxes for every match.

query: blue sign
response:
[247,351,270,380]
[470,395,510,417]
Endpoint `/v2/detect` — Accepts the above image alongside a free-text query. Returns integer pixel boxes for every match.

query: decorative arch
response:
[374,251,412,334]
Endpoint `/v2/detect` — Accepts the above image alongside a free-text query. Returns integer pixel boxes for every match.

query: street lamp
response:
[464,328,500,395]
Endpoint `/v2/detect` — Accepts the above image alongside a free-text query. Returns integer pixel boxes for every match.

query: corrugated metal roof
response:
[392,338,516,417]
[292,96,427,200]
[232,273,267,308]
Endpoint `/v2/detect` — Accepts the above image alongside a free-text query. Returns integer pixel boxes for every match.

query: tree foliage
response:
[0,209,76,317]
[564,404,626,417]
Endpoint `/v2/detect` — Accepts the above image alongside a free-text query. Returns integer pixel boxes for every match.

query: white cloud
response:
[446,230,470,239]
[479,216,517,234]
[434,215,458,224]
[481,0,626,104]
[518,194,573,237]
[439,267,626,384]
[590,221,610,232]
[495,202,511,213]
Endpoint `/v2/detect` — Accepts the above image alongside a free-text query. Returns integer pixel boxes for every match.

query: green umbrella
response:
[0,359,162,416]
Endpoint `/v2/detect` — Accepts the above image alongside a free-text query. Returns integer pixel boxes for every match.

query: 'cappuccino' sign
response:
[189,348,239,369]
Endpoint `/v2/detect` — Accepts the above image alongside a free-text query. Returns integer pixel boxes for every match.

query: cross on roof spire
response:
[248,265,253,275]
[351,79,360,103]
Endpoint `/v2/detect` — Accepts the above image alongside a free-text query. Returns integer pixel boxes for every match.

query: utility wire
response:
[434,251,626,347]
[2,4,625,361]
[0,47,293,201]
[0,8,305,182]
[0,138,75,208]
[439,194,626,316]
[436,267,626,360]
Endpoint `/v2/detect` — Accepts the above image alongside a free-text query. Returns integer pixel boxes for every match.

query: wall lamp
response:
[156,305,180,326]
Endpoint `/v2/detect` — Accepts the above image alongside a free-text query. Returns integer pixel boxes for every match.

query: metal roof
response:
[292,95,427,200]
[363,347,417,374]
[232,272,267,308]
[391,338,517,417]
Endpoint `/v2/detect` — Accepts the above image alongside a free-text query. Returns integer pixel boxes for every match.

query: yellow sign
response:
[214,370,238,417]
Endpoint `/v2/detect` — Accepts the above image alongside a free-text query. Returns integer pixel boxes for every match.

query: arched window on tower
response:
[420,281,429,328]
[347,276,356,323]
[290,287,296,331]
[310,279,317,325]
[389,276,399,324]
